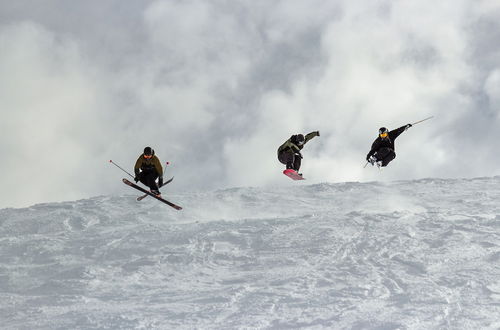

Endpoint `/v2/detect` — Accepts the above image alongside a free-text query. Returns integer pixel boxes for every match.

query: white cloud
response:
[485,69,500,116]
[0,22,108,206]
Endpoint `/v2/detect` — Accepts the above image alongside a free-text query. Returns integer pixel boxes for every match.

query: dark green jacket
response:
[277,131,319,155]
[134,154,163,177]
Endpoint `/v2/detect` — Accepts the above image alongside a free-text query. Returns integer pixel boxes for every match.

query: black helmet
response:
[291,134,305,146]
[379,127,389,138]
[143,146,153,156]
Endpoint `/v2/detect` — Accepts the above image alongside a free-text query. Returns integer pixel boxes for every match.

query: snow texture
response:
[1,177,500,329]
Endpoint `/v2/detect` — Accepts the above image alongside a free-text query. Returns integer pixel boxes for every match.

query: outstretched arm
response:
[304,131,320,145]
[390,124,412,140]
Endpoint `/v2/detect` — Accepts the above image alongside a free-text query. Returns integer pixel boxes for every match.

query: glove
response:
[134,176,139,183]
[405,123,412,130]
[296,152,303,159]
[158,176,163,187]
[316,131,320,137]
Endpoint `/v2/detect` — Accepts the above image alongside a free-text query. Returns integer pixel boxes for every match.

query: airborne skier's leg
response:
[381,151,396,167]
[293,153,302,172]
[278,150,295,169]
[376,147,396,167]
[140,172,160,195]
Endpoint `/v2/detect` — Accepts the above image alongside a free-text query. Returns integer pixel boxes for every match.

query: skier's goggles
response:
[143,154,153,159]
[379,132,388,138]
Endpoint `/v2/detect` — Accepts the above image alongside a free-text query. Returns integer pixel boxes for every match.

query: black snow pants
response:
[278,150,302,171]
[375,147,396,167]
[139,171,159,191]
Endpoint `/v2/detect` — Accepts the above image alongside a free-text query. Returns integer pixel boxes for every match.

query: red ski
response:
[283,169,305,181]
[122,178,182,210]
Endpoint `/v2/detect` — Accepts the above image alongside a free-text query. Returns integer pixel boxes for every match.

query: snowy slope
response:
[1,177,499,329]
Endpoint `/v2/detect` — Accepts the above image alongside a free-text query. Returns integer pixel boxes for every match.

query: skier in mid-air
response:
[278,131,320,175]
[134,147,163,196]
[366,124,412,167]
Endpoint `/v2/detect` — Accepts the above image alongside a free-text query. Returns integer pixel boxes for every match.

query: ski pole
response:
[411,116,433,126]
[109,160,135,179]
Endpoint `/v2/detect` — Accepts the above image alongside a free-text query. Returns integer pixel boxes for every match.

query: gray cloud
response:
[1,0,499,208]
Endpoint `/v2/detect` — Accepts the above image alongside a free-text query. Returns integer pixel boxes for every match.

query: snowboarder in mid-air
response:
[366,124,412,167]
[278,131,320,177]
[134,147,163,196]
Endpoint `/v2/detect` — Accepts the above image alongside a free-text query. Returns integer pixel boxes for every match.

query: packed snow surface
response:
[1,177,500,329]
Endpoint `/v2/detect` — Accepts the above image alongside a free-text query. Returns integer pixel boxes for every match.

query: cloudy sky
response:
[1,0,499,208]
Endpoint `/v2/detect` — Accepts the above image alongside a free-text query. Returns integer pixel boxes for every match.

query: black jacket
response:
[366,125,408,159]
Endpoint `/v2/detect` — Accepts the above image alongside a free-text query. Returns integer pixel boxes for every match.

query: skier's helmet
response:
[143,146,153,158]
[296,134,305,146]
[379,127,389,138]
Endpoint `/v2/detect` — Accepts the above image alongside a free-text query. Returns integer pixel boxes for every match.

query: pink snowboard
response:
[283,169,305,180]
